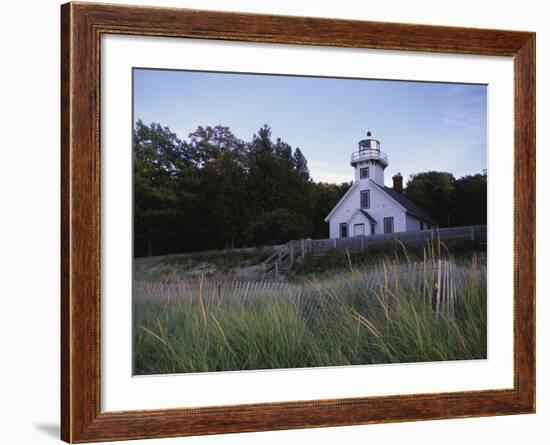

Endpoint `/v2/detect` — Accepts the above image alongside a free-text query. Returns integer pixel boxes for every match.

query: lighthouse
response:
[325,131,435,238]
[350,131,388,186]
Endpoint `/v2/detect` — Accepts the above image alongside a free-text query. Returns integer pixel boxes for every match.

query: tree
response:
[244,125,315,245]
[245,209,311,245]
[310,182,352,239]
[133,120,197,256]
[188,125,242,164]
[404,170,487,228]
[452,173,487,226]
[293,148,310,181]
[405,171,455,227]
[246,125,280,214]
[187,126,249,249]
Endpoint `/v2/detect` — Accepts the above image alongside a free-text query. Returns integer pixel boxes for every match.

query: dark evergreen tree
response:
[245,125,315,243]
[293,148,310,181]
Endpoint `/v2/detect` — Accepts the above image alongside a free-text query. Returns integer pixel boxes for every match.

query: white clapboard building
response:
[325,132,435,239]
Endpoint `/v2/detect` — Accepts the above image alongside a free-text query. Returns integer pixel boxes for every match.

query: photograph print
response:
[132,69,487,376]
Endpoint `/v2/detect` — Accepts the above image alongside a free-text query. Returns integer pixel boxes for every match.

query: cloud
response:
[402,87,487,178]
[308,160,352,184]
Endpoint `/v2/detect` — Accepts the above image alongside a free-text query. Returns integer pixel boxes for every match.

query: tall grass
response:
[133,243,486,375]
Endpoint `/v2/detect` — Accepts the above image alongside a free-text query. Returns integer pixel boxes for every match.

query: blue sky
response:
[133,69,487,187]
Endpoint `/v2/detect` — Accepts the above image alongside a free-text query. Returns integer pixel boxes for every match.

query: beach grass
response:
[133,243,486,375]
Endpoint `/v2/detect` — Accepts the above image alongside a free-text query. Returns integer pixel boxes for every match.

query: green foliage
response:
[245,126,315,228]
[133,121,339,256]
[244,209,312,245]
[310,182,352,239]
[405,171,487,227]
[405,171,455,226]
[187,125,249,250]
[452,174,487,226]
[133,120,199,256]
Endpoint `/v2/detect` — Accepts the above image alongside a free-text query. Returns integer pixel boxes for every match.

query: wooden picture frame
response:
[61,2,535,442]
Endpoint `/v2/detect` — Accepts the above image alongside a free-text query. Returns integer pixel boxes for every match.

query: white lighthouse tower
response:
[325,130,435,239]
[350,131,388,185]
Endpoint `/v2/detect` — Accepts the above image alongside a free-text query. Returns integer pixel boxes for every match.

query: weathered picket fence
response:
[134,280,303,306]
[134,257,485,319]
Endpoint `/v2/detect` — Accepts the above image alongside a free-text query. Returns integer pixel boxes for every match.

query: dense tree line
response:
[133,121,349,256]
[133,121,486,257]
[404,171,487,228]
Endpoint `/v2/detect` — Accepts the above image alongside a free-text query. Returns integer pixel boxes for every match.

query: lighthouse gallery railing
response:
[350,149,388,164]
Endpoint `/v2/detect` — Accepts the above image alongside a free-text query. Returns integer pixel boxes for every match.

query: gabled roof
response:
[323,182,357,222]
[325,178,436,226]
[346,208,377,226]
[359,209,377,224]
[382,186,436,224]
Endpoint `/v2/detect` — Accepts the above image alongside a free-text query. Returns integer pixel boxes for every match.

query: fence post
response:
[470,226,475,241]
[290,241,294,267]
[361,236,365,253]
[333,238,337,250]
[301,239,305,262]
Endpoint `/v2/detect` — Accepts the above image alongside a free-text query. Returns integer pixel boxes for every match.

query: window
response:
[420,221,424,230]
[360,190,370,209]
[339,223,348,238]
[370,223,376,235]
[354,223,365,236]
[383,217,394,234]
[360,167,369,179]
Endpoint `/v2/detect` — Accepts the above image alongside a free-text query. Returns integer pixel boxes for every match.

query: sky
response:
[133,68,487,187]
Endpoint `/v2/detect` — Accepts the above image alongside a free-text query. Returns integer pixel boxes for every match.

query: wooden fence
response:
[134,258,485,319]
[306,225,487,257]
[262,225,486,275]
[134,280,303,305]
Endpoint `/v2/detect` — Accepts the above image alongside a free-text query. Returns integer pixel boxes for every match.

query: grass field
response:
[133,242,487,375]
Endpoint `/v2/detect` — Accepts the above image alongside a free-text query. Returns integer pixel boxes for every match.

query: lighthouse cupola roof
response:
[351,130,388,168]
[358,130,381,151]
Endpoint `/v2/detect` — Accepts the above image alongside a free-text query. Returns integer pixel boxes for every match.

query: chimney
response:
[392,173,403,192]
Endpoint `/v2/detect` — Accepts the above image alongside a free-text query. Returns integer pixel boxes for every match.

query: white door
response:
[354,223,365,236]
